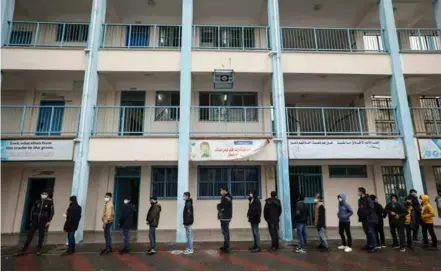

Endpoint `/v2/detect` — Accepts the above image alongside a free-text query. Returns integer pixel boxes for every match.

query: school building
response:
[1,0,441,242]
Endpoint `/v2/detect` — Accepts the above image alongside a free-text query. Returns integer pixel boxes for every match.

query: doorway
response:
[21,178,55,232]
[289,166,323,226]
[36,100,65,135]
[113,167,141,230]
[119,91,146,136]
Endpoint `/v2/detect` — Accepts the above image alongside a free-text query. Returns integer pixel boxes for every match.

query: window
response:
[56,24,88,42]
[419,97,441,135]
[198,166,260,198]
[371,96,396,133]
[409,35,441,51]
[329,165,367,178]
[382,166,407,202]
[363,33,383,51]
[155,92,180,121]
[199,92,258,122]
[151,167,178,199]
[158,26,181,48]
[199,27,255,49]
[434,166,441,192]
[126,25,150,47]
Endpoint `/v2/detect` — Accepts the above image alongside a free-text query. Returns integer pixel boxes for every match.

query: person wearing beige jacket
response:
[100,192,115,255]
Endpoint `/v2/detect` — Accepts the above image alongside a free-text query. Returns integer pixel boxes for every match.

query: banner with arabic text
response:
[190,140,268,161]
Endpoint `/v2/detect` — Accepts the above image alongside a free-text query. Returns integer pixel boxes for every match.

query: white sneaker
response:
[344,247,352,252]
[337,245,346,250]
[183,249,194,255]
[297,248,306,254]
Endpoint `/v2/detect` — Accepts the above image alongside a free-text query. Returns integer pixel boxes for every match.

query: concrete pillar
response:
[176,0,193,243]
[1,0,14,46]
[71,0,107,242]
[379,0,424,195]
[267,0,293,241]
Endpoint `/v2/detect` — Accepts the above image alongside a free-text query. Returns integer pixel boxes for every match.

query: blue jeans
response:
[363,222,377,249]
[221,220,231,249]
[318,227,328,248]
[67,232,75,252]
[296,223,307,249]
[185,225,193,250]
[251,223,260,249]
[149,226,156,250]
[104,223,112,250]
[123,228,130,250]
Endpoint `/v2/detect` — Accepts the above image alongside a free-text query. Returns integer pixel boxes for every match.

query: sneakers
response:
[375,246,382,250]
[119,248,129,255]
[382,245,387,248]
[16,249,27,256]
[251,248,261,253]
[183,249,194,255]
[344,247,352,253]
[337,245,346,250]
[35,250,42,256]
[400,248,406,252]
[393,245,400,249]
[100,249,111,255]
[296,248,306,254]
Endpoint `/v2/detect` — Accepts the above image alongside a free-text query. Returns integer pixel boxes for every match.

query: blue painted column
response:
[268,0,292,241]
[71,0,107,243]
[176,0,193,243]
[379,0,424,194]
[1,0,15,45]
[434,0,441,32]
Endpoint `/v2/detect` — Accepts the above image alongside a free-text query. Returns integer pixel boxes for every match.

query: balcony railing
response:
[1,105,81,136]
[411,107,441,136]
[281,28,385,52]
[397,28,441,52]
[286,107,399,136]
[102,24,182,49]
[5,21,89,47]
[193,25,269,50]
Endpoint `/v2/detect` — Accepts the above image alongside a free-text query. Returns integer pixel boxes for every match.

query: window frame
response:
[328,165,367,178]
[150,166,178,200]
[154,91,180,121]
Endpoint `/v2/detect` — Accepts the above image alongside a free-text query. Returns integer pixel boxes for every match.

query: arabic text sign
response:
[1,140,74,161]
[288,139,405,159]
[190,140,267,161]
[418,139,441,159]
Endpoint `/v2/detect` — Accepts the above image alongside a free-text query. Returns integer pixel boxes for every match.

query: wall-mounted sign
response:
[1,140,74,161]
[288,139,405,159]
[190,140,267,161]
[418,139,441,160]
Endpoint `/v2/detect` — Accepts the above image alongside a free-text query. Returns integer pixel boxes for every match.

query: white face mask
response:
[124,200,129,204]
[338,198,342,202]
[314,199,318,203]
[104,197,110,202]
[250,194,253,198]
[41,194,48,199]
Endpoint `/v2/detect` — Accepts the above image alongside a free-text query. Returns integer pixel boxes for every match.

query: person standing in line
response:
[384,194,407,252]
[264,191,282,251]
[146,196,161,255]
[119,196,134,254]
[337,193,353,253]
[435,191,441,219]
[183,192,194,255]
[217,187,233,253]
[61,196,82,256]
[294,194,308,254]
[370,195,386,249]
[314,195,328,251]
[17,189,55,256]
[404,198,414,249]
[357,187,378,253]
[247,190,262,253]
[100,192,114,255]
[406,189,421,241]
[420,194,438,250]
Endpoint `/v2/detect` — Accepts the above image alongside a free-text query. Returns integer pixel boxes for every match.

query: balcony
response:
[286,107,399,137]
[411,107,441,137]
[397,28,441,52]
[1,105,81,137]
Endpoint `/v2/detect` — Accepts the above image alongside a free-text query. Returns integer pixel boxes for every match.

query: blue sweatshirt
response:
[337,193,353,223]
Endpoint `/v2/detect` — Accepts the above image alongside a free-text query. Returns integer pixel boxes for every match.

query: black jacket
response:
[146,203,161,227]
[63,203,82,232]
[383,202,407,226]
[264,197,282,224]
[119,203,135,229]
[406,195,421,218]
[295,198,309,224]
[373,201,385,224]
[357,195,378,224]
[217,193,233,221]
[183,198,194,226]
[316,203,326,230]
[247,196,262,224]
[30,199,54,223]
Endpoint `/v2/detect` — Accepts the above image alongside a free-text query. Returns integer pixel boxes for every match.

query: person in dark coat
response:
[370,195,386,248]
[357,187,378,253]
[406,189,421,241]
[314,195,328,251]
[146,197,161,254]
[61,196,82,256]
[264,191,282,251]
[217,187,233,253]
[384,194,407,252]
[247,190,262,252]
[294,194,308,253]
[183,192,194,254]
[119,196,135,254]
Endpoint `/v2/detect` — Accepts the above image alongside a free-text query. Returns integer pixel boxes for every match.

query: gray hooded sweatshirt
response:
[337,193,353,223]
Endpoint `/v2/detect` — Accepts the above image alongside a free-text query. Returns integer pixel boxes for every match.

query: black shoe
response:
[270,246,278,251]
[16,249,27,256]
[100,249,111,255]
[249,246,256,251]
[119,249,128,254]
[61,251,73,256]
[317,245,324,249]
[35,250,42,256]
[251,248,261,253]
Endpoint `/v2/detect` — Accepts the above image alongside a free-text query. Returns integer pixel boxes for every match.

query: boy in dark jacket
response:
[119,196,135,254]
[247,190,262,252]
[357,187,378,253]
[384,194,407,252]
[183,192,194,254]
[337,193,353,252]
[370,195,386,249]
[406,189,421,241]
[314,195,328,251]
[146,197,161,254]
[217,187,233,253]
[61,196,82,256]
[295,195,308,253]
[264,191,282,251]
[404,198,414,249]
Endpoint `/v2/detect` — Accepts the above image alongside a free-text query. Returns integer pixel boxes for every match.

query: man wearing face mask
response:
[100,192,114,255]
[357,187,378,253]
[384,194,406,252]
[183,192,194,255]
[17,189,54,256]
[217,187,233,253]
[146,196,161,255]
[62,196,82,256]
[264,191,281,251]
[247,190,262,253]
[119,196,134,254]
[405,189,421,241]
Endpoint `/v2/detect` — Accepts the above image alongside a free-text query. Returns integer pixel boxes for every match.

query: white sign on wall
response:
[288,139,405,159]
[190,140,268,161]
[418,139,441,160]
[1,140,74,161]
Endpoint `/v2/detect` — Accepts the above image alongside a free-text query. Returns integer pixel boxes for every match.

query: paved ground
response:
[2,241,440,271]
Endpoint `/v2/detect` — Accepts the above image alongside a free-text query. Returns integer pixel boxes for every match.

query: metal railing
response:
[102,24,182,48]
[281,28,385,52]
[397,28,441,52]
[286,107,399,136]
[193,25,269,50]
[6,21,89,47]
[1,105,81,136]
[411,107,441,136]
